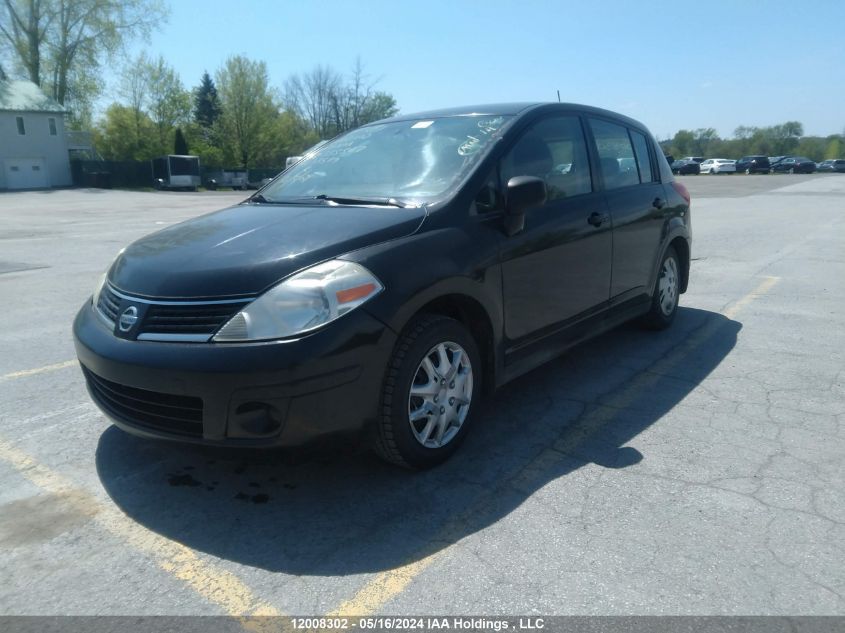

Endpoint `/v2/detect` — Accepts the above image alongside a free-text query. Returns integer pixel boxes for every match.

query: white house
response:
[0,79,72,190]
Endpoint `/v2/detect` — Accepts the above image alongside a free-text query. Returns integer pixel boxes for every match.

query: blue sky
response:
[121,0,845,139]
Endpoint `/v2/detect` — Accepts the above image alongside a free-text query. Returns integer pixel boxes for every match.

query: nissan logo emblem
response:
[118,306,138,332]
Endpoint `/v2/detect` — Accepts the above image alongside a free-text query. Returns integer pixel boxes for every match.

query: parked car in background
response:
[73,102,691,469]
[681,156,705,164]
[735,155,771,174]
[671,159,701,175]
[700,158,736,174]
[817,159,845,173]
[284,139,330,169]
[770,156,816,174]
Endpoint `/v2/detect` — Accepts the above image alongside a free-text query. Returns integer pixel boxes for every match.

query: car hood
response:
[109,203,427,298]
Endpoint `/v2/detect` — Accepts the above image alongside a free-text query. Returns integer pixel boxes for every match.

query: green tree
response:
[119,51,150,156]
[692,128,720,156]
[216,55,280,167]
[794,137,826,161]
[173,127,188,155]
[94,102,156,160]
[0,0,166,124]
[825,137,842,159]
[193,71,220,129]
[670,129,695,157]
[145,55,191,153]
[359,91,398,124]
[183,123,225,168]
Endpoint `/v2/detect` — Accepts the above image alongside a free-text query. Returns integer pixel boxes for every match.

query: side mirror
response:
[504,176,546,236]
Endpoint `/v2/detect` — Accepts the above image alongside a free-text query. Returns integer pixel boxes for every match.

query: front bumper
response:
[73,300,397,447]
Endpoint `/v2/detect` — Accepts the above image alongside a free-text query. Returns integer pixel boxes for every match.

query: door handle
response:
[653,197,666,209]
[587,212,609,227]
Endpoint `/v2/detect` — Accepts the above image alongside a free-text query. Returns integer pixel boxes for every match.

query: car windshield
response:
[259,115,513,206]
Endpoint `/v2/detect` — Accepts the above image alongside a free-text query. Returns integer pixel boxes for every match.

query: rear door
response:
[587,118,665,303]
[499,114,612,342]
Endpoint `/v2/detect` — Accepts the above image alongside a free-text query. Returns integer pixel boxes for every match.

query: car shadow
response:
[95,306,740,575]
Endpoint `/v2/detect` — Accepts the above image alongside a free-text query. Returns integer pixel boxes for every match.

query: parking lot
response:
[1,174,844,616]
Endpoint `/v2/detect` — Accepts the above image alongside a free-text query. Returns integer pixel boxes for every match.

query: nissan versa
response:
[73,103,692,468]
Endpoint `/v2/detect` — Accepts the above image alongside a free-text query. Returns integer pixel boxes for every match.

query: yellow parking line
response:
[327,554,440,617]
[723,275,779,319]
[327,275,781,616]
[0,437,283,619]
[1,360,77,380]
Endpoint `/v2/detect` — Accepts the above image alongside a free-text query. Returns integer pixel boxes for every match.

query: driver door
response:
[498,114,613,343]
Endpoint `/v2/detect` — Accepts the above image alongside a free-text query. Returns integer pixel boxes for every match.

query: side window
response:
[500,115,592,201]
[48,117,57,136]
[16,116,26,135]
[630,130,654,183]
[589,118,639,190]
[474,166,502,213]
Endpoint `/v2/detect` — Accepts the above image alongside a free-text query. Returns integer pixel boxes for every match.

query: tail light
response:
[672,181,691,206]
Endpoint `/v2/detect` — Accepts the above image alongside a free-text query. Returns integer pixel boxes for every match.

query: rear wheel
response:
[373,314,481,469]
[640,246,680,330]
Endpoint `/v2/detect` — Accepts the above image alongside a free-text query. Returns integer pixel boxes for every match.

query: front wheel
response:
[373,314,481,469]
[640,246,681,330]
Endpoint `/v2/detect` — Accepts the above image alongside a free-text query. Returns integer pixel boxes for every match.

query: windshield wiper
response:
[313,194,408,208]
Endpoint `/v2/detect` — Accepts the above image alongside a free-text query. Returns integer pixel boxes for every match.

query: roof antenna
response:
[556,90,561,103]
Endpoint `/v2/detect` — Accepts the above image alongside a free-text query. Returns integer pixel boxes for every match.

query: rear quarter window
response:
[630,130,655,183]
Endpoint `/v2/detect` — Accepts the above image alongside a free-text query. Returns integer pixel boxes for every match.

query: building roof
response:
[0,79,66,113]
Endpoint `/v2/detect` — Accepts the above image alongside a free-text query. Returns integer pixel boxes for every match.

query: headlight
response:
[92,248,124,307]
[92,273,108,308]
[213,260,383,342]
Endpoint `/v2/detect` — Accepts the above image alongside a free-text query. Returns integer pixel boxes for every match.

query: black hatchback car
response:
[770,156,816,174]
[671,159,701,175]
[735,155,771,174]
[74,103,692,468]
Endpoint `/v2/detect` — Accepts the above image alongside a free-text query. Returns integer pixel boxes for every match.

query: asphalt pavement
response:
[0,175,843,616]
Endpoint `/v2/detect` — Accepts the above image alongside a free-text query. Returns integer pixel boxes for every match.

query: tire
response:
[640,246,681,330]
[373,314,482,469]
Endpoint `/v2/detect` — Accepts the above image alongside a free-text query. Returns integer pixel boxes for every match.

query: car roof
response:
[372,102,651,130]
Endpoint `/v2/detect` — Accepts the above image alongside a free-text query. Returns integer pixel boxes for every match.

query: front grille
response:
[96,285,121,322]
[99,283,251,341]
[140,303,244,336]
[83,366,203,437]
